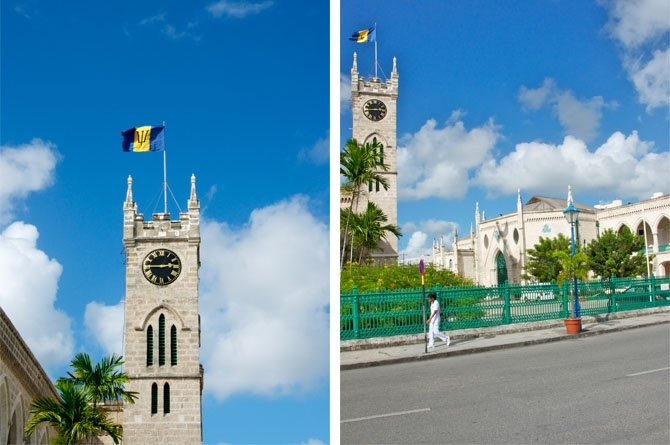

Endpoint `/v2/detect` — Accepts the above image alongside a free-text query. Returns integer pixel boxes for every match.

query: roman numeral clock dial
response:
[142,248,182,286]
[363,99,387,121]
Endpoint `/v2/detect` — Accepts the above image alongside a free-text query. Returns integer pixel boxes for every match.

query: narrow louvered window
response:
[159,314,166,366]
[171,325,177,366]
[151,383,158,414]
[163,383,170,414]
[146,326,154,366]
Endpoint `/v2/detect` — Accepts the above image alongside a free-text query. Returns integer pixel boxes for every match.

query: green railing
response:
[340,276,670,340]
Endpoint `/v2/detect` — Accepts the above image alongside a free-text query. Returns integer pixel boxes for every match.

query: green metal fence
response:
[340,276,670,340]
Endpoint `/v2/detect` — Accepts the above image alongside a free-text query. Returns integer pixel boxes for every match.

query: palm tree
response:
[25,353,137,444]
[25,380,122,444]
[344,201,402,263]
[340,138,389,268]
[59,353,138,407]
[554,250,590,318]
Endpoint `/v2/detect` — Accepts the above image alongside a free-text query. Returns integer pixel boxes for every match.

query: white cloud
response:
[399,219,458,261]
[84,301,125,356]
[206,1,273,19]
[474,131,669,199]
[602,0,670,111]
[0,139,59,224]
[298,132,329,165]
[397,112,501,200]
[625,47,670,111]
[199,196,329,400]
[603,0,669,49]
[518,78,609,142]
[518,78,555,111]
[0,221,74,371]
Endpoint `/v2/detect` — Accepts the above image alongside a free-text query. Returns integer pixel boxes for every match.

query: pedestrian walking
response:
[425,292,450,348]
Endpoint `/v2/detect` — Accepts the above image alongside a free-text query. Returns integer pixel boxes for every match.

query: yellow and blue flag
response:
[122,126,165,152]
[349,26,376,43]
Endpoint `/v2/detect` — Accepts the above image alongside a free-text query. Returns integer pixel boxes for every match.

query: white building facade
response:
[434,189,670,286]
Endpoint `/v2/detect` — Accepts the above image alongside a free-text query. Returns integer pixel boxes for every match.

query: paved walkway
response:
[341,307,670,370]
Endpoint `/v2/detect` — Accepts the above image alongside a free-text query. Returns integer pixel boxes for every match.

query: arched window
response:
[171,325,177,366]
[146,325,154,366]
[163,383,170,414]
[159,314,166,366]
[151,383,158,414]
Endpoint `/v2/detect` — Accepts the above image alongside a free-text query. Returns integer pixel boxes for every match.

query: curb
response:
[340,310,670,371]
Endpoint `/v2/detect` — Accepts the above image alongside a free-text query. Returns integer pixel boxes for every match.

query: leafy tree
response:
[554,250,590,318]
[59,353,138,408]
[340,138,389,267]
[522,234,571,282]
[585,227,649,279]
[343,202,402,263]
[25,380,122,445]
[26,353,137,444]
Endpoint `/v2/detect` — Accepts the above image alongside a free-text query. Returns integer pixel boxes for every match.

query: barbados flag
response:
[122,126,165,152]
[349,26,376,43]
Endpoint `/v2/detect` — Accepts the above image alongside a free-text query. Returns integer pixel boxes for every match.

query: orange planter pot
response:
[564,318,582,334]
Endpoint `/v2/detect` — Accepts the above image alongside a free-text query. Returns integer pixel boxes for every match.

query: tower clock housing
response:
[348,53,399,262]
[121,175,203,444]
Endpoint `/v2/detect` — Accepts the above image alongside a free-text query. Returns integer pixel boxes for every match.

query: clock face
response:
[363,99,387,121]
[142,249,182,286]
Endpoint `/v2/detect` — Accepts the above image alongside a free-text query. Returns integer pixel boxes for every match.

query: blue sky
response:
[340,0,669,262]
[1,1,329,444]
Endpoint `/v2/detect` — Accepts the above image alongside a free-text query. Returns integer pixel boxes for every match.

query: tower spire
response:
[125,175,133,203]
[567,185,574,205]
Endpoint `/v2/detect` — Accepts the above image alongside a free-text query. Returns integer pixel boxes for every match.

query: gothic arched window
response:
[159,314,166,366]
[171,325,177,366]
[151,383,158,414]
[163,383,170,414]
[146,325,154,366]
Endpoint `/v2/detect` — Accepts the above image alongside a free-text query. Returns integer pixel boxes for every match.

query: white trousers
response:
[428,320,448,346]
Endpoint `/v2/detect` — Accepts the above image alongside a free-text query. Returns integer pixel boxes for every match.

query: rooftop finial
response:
[190,174,197,201]
[126,175,133,203]
[352,52,358,71]
[392,56,397,75]
[567,185,574,205]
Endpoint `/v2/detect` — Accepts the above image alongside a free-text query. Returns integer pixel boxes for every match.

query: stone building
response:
[342,53,400,263]
[433,188,670,286]
[121,175,203,444]
[0,175,204,445]
[0,307,55,444]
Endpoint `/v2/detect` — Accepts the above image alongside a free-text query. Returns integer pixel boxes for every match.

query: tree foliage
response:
[25,353,137,445]
[585,227,649,278]
[341,202,402,264]
[340,138,398,265]
[522,234,571,282]
[341,262,470,293]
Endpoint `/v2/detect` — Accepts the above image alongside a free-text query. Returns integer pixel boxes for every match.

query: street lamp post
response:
[563,191,581,319]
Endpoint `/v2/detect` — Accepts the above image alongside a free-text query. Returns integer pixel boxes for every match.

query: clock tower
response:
[121,175,203,444]
[350,52,399,261]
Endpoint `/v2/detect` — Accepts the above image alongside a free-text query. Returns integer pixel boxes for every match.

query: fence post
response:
[650,274,657,306]
[561,281,569,318]
[352,286,360,339]
[503,282,511,324]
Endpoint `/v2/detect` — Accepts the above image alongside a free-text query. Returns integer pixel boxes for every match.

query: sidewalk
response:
[340,307,670,370]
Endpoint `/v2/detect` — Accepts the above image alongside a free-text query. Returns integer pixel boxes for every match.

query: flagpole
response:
[163,121,167,214]
[374,23,378,78]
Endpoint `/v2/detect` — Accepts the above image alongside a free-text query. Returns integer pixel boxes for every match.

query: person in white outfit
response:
[426,292,450,348]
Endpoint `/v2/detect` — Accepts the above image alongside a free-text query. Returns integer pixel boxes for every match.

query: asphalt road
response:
[341,324,670,444]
